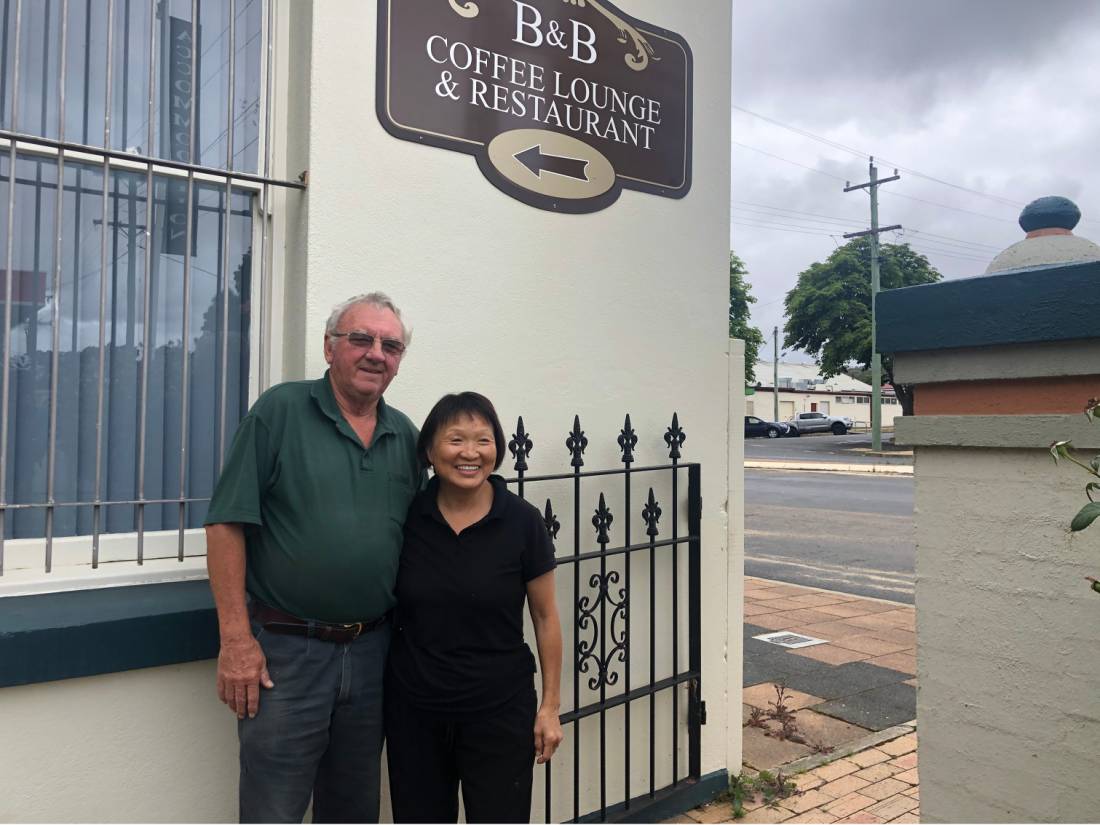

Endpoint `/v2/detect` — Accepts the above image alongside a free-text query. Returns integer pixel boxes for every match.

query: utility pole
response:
[773,326,779,423]
[844,157,901,452]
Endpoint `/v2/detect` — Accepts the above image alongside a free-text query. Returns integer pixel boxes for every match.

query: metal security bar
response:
[0,0,299,579]
[506,413,703,823]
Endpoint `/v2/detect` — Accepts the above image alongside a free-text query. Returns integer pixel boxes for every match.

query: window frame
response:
[0,0,299,597]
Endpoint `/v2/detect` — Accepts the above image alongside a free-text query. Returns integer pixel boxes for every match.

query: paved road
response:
[745,432,913,466]
[744,468,915,603]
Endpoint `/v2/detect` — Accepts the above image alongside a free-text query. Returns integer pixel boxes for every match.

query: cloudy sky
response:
[730,0,1100,363]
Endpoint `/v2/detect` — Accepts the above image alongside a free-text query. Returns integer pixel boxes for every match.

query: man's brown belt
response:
[249,601,389,643]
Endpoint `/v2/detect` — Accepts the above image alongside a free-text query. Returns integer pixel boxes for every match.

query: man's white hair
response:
[325,292,412,347]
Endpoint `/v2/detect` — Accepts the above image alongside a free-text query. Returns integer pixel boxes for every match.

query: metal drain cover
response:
[754,631,827,649]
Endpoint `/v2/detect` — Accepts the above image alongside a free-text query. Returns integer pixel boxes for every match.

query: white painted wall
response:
[299,3,734,819]
[1,2,736,821]
[726,339,746,775]
[914,446,1100,822]
[0,662,238,823]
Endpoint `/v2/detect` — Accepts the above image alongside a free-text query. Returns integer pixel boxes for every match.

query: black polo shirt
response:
[387,474,557,715]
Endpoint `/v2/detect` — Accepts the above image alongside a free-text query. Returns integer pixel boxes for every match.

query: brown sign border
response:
[376,0,694,214]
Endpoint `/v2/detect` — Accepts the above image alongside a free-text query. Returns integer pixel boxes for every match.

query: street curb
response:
[778,722,917,775]
[745,460,913,475]
[747,576,913,608]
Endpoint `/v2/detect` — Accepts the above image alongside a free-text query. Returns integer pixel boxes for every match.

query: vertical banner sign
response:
[377,0,693,214]
[163,15,200,255]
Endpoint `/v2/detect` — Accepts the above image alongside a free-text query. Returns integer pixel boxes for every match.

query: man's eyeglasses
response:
[328,331,406,356]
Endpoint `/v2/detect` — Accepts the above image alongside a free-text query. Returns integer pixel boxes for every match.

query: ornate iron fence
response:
[505,412,702,823]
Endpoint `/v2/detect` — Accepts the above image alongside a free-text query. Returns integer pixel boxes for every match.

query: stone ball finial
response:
[1018,196,1081,233]
[986,195,1100,273]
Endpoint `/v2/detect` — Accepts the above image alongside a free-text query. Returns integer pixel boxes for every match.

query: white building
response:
[0,2,740,822]
[747,360,902,428]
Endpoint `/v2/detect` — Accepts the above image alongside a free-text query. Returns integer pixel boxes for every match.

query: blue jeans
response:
[238,618,391,823]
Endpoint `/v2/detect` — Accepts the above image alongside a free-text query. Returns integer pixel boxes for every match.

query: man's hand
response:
[216,635,274,719]
[534,706,563,764]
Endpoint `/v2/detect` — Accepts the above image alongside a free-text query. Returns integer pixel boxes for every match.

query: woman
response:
[385,392,564,823]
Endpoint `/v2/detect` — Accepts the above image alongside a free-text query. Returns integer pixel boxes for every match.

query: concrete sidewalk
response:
[672,578,920,823]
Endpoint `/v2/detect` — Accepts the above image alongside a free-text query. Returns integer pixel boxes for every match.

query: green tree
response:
[844,366,873,385]
[783,239,941,416]
[729,251,765,384]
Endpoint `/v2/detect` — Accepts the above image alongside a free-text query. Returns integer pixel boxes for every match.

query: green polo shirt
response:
[204,372,422,623]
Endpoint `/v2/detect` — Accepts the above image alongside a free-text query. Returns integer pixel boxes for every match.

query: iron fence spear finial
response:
[664,412,686,461]
[567,414,588,468]
[509,415,533,474]
[618,414,638,466]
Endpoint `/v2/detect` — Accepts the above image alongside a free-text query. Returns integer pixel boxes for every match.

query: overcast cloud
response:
[730,0,1100,362]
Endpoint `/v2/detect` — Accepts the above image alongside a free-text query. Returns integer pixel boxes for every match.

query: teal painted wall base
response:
[0,581,218,688]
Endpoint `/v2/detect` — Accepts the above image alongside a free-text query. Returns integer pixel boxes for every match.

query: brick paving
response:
[670,579,920,824]
[678,731,920,824]
[743,578,916,754]
[744,579,916,679]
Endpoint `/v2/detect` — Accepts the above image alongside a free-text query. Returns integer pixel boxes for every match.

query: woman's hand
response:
[528,571,563,763]
[534,705,564,764]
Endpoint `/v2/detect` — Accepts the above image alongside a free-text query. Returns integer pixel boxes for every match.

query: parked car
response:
[785,411,853,436]
[744,415,791,439]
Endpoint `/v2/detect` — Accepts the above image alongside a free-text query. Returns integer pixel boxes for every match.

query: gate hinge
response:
[699,700,707,725]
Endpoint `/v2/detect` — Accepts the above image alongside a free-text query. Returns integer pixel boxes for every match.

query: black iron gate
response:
[505,413,703,823]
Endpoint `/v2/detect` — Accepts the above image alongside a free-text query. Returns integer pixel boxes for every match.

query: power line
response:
[905,240,990,261]
[733,105,868,159]
[881,190,1017,223]
[753,294,788,310]
[732,142,1021,226]
[733,204,855,229]
[733,107,1100,229]
[733,104,1027,209]
[732,207,853,231]
[731,142,850,181]
[731,219,839,238]
[733,219,992,265]
[733,199,865,226]
[901,228,1002,251]
[902,242,991,264]
[733,201,1006,252]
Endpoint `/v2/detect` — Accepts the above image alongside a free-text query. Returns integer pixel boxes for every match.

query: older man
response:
[204,292,421,823]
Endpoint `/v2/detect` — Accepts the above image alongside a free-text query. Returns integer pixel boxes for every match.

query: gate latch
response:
[689,678,707,725]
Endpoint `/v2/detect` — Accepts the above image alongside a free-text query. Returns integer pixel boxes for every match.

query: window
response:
[0,0,291,583]
[1,0,263,171]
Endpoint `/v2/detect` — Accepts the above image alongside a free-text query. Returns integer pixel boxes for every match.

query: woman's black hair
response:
[418,392,507,471]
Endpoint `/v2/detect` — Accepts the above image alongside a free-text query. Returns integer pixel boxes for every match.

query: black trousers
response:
[385,684,537,823]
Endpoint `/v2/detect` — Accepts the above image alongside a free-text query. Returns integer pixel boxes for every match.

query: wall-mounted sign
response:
[376,0,693,213]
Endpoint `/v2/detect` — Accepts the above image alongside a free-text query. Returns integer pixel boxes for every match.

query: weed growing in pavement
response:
[744,683,835,754]
[727,769,800,818]
[746,706,768,729]
[768,685,798,728]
